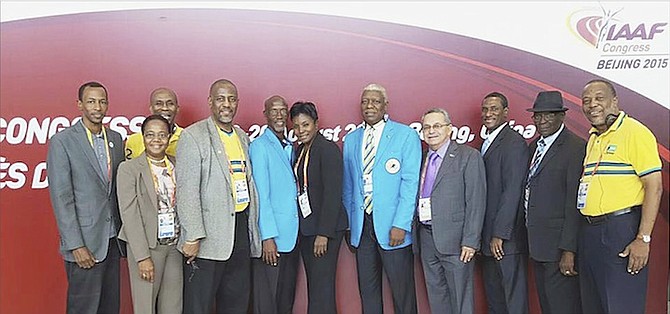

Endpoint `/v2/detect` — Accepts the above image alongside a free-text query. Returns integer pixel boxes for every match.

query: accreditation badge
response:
[576,179,590,210]
[418,198,432,223]
[363,174,373,196]
[298,191,312,218]
[235,179,250,204]
[158,213,176,239]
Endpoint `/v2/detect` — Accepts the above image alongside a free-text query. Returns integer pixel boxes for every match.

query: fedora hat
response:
[526,91,568,112]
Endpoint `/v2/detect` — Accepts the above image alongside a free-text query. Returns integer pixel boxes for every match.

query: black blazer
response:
[295,133,348,238]
[525,128,586,262]
[481,125,529,256]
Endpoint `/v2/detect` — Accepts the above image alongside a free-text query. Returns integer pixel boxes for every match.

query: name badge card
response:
[577,181,589,210]
[418,198,432,222]
[235,179,250,204]
[298,192,312,218]
[363,174,373,196]
[158,213,175,239]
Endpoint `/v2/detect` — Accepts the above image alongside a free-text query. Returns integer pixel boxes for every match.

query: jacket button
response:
[106,217,111,222]
[231,213,235,217]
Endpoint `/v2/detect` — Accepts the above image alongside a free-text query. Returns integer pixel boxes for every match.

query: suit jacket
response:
[47,120,124,262]
[117,153,177,262]
[412,142,487,255]
[249,129,299,252]
[295,133,348,238]
[481,124,529,256]
[525,128,586,262]
[175,118,261,260]
[343,120,421,250]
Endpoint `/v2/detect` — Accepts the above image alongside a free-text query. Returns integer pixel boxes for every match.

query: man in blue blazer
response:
[343,83,421,314]
[249,95,300,314]
[479,92,530,314]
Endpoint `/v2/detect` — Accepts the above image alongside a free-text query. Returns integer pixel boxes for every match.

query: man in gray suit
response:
[47,81,125,314]
[176,79,262,314]
[413,108,487,314]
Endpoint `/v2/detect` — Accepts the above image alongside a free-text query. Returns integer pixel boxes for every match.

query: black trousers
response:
[182,211,251,314]
[481,254,529,314]
[251,244,300,314]
[579,210,647,314]
[299,232,344,314]
[64,238,121,314]
[532,259,581,314]
[356,214,417,314]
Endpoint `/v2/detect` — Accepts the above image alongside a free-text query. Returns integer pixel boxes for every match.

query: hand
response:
[460,246,476,263]
[138,258,155,282]
[559,251,578,276]
[72,246,96,269]
[182,240,200,264]
[619,238,650,275]
[314,235,329,258]
[262,239,279,266]
[389,227,406,247]
[344,230,356,253]
[490,237,504,260]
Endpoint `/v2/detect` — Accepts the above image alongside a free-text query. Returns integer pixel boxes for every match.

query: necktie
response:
[481,137,491,156]
[363,128,375,214]
[421,152,440,198]
[527,139,546,183]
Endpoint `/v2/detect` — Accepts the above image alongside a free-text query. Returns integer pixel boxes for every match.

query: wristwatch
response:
[637,234,651,243]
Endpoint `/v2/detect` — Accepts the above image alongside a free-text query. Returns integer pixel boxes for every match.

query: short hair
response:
[209,79,237,95]
[264,95,288,109]
[363,83,388,102]
[150,88,178,104]
[78,81,107,101]
[141,114,171,134]
[483,92,508,109]
[585,79,617,97]
[421,108,452,125]
[289,101,319,121]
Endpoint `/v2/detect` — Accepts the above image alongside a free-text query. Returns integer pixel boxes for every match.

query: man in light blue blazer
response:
[343,83,421,314]
[249,95,300,314]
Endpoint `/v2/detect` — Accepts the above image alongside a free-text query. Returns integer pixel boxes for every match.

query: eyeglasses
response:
[531,112,558,122]
[422,123,450,132]
[268,108,288,116]
[144,133,170,140]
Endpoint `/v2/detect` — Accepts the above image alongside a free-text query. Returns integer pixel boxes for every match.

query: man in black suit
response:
[524,91,584,314]
[479,92,529,314]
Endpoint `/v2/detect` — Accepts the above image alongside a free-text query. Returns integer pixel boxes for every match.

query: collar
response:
[539,123,564,147]
[366,118,386,130]
[429,140,451,159]
[589,111,626,136]
[485,121,508,142]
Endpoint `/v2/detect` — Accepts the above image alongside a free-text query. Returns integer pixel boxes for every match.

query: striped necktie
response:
[363,128,375,214]
[527,139,546,183]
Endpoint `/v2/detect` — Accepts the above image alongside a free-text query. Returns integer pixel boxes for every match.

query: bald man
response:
[125,88,182,159]
[176,79,261,314]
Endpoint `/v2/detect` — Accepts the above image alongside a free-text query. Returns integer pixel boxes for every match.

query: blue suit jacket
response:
[343,120,421,250]
[249,129,299,252]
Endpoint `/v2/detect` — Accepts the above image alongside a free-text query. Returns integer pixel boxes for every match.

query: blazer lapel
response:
[374,121,395,170]
[207,119,232,188]
[138,154,159,209]
[483,125,507,159]
[234,127,252,178]
[265,130,293,174]
[432,142,457,189]
[75,121,106,183]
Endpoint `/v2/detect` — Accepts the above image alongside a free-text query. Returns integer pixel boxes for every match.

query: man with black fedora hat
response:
[524,90,585,313]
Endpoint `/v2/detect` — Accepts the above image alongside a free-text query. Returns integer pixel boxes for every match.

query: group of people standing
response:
[47,78,662,314]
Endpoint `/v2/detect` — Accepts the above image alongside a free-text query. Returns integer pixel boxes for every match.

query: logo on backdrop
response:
[569,4,668,70]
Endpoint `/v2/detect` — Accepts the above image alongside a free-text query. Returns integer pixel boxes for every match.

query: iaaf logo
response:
[569,5,667,48]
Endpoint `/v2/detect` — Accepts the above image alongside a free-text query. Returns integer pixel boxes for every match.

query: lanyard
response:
[85,126,111,179]
[582,133,607,179]
[218,128,247,175]
[293,144,311,193]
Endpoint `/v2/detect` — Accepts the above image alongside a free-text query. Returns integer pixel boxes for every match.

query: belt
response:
[583,205,641,225]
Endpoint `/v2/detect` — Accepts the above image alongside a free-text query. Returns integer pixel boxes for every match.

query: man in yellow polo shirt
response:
[125,87,183,159]
[578,79,662,314]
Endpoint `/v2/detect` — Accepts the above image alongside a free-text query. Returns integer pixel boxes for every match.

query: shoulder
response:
[623,115,656,139]
[183,119,210,134]
[317,135,341,153]
[563,128,586,146]
[388,120,415,135]
[107,128,122,141]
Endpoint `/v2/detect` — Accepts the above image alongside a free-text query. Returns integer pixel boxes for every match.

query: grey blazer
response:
[117,153,176,262]
[175,118,261,260]
[47,120,124,262]
[413,142,487,255]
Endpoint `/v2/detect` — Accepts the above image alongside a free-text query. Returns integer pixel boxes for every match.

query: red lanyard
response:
[293,144,311,192]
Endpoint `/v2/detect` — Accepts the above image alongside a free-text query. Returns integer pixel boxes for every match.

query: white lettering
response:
[31,162,48,189]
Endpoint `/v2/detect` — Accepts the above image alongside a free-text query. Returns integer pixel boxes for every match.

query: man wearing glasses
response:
[524,91,584,313]
[413,108,486,314]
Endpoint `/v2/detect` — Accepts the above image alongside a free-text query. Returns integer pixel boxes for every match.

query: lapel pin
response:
[108,142,114,148]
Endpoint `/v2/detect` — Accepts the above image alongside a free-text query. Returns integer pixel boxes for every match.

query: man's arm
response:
[175,131,206,242]
[391,130,421,233]
[461,149,487,250]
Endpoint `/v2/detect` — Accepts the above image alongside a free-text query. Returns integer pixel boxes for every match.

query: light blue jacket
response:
[249,129,299,252]
[343,120,421,250]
